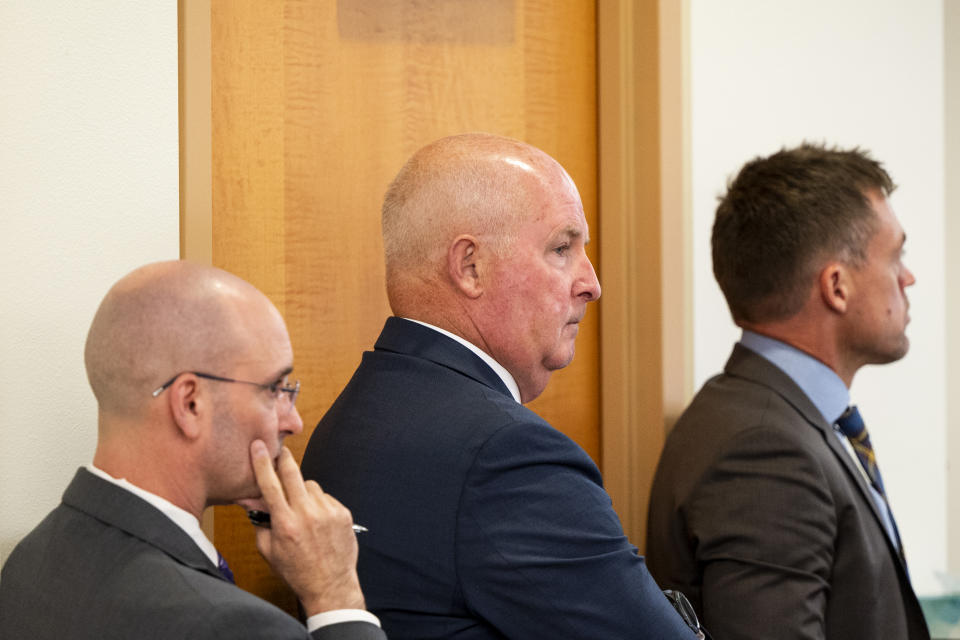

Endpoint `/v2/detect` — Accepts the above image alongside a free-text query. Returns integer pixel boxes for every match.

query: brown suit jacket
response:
[646,344,929,640]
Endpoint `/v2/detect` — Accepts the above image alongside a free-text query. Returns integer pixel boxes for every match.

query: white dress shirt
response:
[86,464,380,632]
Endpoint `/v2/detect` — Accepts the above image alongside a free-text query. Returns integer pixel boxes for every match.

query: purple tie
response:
[217,551,235,583]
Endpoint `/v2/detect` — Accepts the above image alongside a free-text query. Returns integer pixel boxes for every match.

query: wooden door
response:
[193,0,599,610]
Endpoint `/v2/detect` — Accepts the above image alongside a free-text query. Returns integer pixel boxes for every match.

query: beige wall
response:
[689,0,948,594]
[0,2,179,565]
[946,0,960,575]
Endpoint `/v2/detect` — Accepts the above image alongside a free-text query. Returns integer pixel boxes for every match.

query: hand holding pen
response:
[249,440,367,614]
[248,509,367,534]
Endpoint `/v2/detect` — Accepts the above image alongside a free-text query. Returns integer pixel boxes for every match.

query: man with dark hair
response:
[646,143,930,639]
[0,261,386,640]
[301,133,702,639]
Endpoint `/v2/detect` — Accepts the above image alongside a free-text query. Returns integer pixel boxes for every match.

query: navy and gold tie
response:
[836,405,886,496]
[836,405,907,567]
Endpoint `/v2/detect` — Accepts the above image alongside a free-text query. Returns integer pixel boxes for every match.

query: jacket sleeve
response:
[687,425,836,640]
[456,420,698,639]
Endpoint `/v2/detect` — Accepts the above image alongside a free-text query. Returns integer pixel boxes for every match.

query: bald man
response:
[301,134,702,639]
[0,261,386,640]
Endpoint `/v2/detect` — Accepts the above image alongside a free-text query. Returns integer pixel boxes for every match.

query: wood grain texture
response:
[211,0,295,612]
[205,0,598,610]
[597,0,670,548]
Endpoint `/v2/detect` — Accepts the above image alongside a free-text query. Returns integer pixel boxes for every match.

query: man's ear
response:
[819,261,850,313]
[448,234,483,299]
[167,375,205,441]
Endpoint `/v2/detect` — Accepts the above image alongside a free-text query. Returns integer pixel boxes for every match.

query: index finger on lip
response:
[250,440,289,516]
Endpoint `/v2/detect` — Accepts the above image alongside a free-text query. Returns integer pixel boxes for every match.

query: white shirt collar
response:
[86,465,383,632]
[403,318,522,403]
[85,464,219,567]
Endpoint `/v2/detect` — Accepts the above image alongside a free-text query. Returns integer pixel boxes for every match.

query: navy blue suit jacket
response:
[0,468,386,640]
[301,318,695,639]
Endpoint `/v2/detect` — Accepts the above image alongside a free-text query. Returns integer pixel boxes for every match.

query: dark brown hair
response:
[712,142,895,323]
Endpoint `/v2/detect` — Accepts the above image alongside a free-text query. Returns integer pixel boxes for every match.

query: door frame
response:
[179,0,692,548]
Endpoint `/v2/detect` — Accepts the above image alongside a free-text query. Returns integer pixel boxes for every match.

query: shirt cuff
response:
[305,609,382,631]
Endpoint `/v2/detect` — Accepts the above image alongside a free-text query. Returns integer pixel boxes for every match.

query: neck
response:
[94,420,206,520]
[396,293,488,352]
[740,313,854,388]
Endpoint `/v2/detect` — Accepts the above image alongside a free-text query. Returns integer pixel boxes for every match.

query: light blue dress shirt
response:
[739,330,901,548]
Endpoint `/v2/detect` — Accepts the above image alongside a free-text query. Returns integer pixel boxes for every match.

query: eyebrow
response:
[268,366,294,382]
[558,226,590,245]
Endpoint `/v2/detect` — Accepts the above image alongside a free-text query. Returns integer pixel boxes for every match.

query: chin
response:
[551,346,577,370]
[871,338,910,365]
[894,340,910,361]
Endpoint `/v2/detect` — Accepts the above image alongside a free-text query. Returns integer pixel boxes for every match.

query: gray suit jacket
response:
[0,468,386,640]
[646,345,929,640]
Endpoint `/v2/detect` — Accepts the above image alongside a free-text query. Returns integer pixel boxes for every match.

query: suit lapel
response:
[62,468,225,582]
[723,345,896,558]
[723,345,926,638]
[374,317,514,398]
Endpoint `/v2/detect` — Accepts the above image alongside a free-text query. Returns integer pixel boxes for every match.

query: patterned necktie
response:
[217,551,235,583]
[836,405,886,496]
[836,405,907,567]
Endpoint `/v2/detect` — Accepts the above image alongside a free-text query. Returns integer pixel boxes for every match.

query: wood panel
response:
[200,0,599,610]
[597,0,688,549]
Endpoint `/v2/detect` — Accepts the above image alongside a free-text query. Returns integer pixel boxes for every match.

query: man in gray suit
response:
[646,144,930,639]
[0,261,386,640]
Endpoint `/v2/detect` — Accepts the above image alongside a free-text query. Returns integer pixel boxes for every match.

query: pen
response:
[247,510,368,533]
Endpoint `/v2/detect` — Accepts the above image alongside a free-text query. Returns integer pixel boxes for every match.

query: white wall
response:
[0,2,179,566]
[946,0,960,575]
[690,0,947,595]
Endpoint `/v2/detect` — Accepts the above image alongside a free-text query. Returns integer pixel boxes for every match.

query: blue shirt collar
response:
[739,330,850,424]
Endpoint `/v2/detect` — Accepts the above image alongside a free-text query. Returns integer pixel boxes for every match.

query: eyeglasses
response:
[151,371,300,413]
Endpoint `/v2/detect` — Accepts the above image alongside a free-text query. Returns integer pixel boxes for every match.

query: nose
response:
[282,404,304,436]
[576,252,601,301]
[902,264,916,289]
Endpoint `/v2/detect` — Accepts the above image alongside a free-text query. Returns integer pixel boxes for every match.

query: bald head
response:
[380,133,599,402]
[382,133,574,309]
[84,260,282,418]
